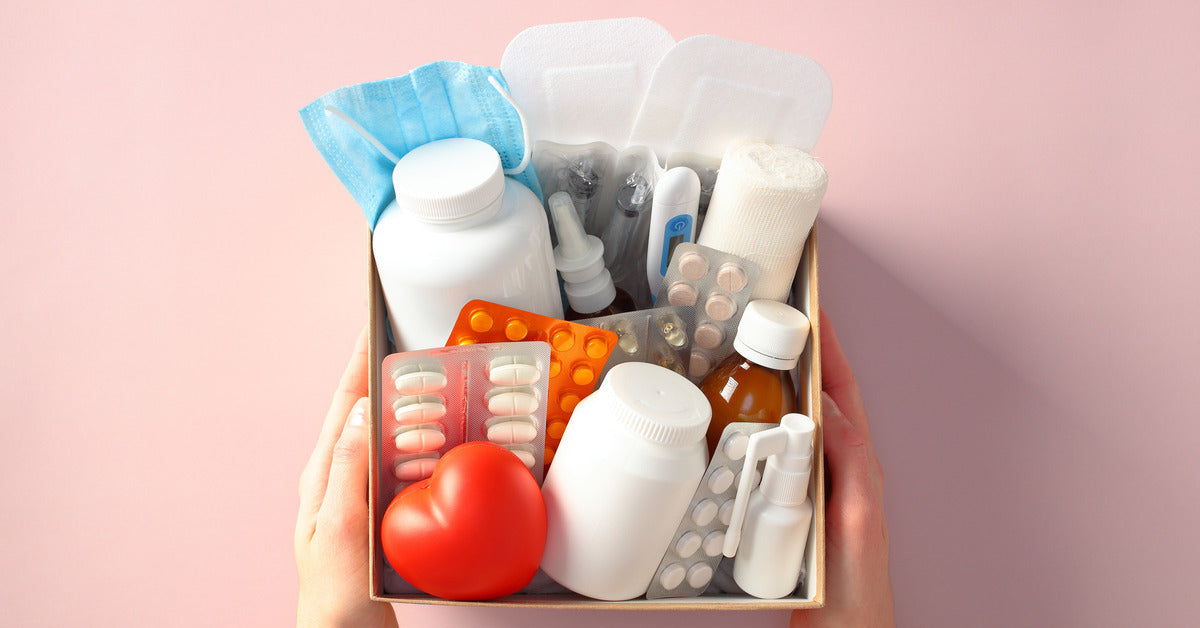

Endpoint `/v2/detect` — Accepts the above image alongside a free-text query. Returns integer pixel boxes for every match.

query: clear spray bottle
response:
[722,413,816,599]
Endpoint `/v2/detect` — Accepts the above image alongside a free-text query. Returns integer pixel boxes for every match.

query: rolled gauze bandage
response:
[697,139,827,302]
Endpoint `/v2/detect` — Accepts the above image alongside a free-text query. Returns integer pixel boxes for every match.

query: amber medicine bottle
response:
[699,300,811,454]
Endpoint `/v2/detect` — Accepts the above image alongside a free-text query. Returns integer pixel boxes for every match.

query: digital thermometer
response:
[646,167,701,296]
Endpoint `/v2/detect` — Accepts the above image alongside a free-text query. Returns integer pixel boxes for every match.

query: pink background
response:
[2,1,1197,626]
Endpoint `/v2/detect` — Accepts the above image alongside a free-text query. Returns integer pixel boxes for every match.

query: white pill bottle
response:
[540,362,711,600]
[373,138,563,351]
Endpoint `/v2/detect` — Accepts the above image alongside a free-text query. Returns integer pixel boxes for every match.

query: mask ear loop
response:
[487,75,532,175]
[324,105,400,165]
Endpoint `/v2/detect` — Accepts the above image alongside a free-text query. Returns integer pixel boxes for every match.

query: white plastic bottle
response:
[539,362,711,601]
[373,138,563,351]
[722,413,816,599]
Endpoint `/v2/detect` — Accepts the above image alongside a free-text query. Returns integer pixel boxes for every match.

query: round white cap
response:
[598,362,711,446]
[733,300,811,370]
[564,269,617,314]
[391,138,505,222]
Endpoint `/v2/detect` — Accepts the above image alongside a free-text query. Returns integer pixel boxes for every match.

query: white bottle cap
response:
[732,300,811,371]
[391,138,505,223]
[599,362,711,446]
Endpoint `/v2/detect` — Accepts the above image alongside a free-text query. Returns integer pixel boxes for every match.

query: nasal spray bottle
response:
[722,413,816,599]
[548,192,636,320]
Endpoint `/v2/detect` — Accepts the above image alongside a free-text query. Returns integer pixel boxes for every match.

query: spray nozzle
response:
[722,414,816,557]
[548,191,614,317]
[549,192,593,262]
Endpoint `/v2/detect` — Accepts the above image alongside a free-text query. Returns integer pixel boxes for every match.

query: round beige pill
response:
[704,293,736,321]
[694,322,724,350]
[678,252,709,280]
[716,262,749,292]
[688,352,712,379]
[667,282,698,306]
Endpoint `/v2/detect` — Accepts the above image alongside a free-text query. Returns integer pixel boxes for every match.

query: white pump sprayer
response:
[722,413,816,599]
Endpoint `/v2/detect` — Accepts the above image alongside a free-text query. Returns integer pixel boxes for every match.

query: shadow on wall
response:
[396,212,1120,628]
[818,214,1122,628]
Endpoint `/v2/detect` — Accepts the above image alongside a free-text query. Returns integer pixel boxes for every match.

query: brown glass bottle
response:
[697,299,811,455]
[700,351,798,454]
[565,287,637,321]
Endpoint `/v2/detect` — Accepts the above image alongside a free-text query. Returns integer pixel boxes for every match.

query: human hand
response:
[791,310,895,628]
[295,327,398,628]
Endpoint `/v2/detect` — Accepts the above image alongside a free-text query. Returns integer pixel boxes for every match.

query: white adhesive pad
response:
[501,18,676,148]
[628,35,833,159]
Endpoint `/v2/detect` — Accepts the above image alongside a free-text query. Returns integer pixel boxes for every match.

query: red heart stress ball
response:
[381,441,548,600]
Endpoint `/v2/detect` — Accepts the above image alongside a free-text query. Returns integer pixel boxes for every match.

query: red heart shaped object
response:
[381,441,547,600]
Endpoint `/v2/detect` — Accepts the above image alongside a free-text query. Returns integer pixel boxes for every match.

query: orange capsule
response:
[548,357,562,378]
[456,336,475,345]
[551,328,575,351]
[547,420,568,440]
[469,309,494,332]
[571,363,595,386]
[505,318,529,341]
[584,336,608,359]
[559,392,580,413]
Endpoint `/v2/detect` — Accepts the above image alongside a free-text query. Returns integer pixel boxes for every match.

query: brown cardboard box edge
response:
[367,227,823,610]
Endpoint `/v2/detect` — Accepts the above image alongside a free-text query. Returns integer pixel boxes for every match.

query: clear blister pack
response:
[532,140,619,238]
[380,341,552,499]
[654,243,760,381]
[595,145,665,309]
[578,305,691,381]
[645,422,774,599]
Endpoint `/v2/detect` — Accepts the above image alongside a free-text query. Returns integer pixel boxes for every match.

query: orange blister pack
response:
[445,300,618,467]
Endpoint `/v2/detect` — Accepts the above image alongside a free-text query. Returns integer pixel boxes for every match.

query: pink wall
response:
[2,1,1197,626]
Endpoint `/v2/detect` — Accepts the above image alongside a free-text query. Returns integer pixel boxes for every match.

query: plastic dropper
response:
[549,192,635,320]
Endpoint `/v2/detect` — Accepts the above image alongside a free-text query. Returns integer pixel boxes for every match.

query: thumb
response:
[820,391,885,547]
[317,397,370,531]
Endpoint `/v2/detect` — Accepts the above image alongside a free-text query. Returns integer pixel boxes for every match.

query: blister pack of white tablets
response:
[654,243,760,381]
[578,306,691,380]
[379,341,552,497]
[646,422,773,599]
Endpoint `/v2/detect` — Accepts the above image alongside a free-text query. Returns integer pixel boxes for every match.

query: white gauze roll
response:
[697,139,827,301]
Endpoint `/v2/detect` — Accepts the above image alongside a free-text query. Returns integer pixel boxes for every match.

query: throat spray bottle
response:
[722,413,816,599]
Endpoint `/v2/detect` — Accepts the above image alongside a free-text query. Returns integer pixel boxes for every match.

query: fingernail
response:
[348,398,368,427]
[821,391,842,418]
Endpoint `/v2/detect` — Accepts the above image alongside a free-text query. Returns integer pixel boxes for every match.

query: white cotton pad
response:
[501,17,676,148]
[628,35,832,159]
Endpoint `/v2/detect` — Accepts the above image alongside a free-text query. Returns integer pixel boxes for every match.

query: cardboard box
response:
[365,228,824,610]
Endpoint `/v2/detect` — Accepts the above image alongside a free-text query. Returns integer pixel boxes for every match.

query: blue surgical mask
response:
[301,61,540,228]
